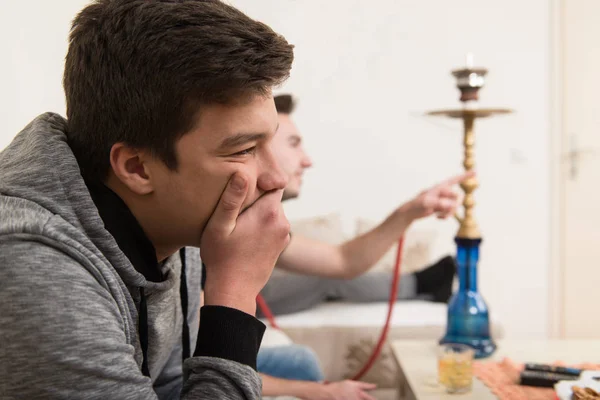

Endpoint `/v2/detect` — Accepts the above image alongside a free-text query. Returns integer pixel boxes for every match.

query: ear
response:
[109,143,154,195]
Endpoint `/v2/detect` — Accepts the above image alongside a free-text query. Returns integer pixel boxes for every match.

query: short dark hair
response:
[64,0,294,181]
[274,94,295,114]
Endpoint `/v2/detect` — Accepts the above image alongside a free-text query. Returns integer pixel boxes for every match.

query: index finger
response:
[205,172,249,236]
[441,170,476,186]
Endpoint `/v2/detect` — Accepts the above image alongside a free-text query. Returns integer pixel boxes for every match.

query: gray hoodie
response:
[0,113,263,399]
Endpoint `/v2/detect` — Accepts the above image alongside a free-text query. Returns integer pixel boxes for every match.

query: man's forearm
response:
[261,374,324,399]
[277,202,416,279]
[338,202,415,278]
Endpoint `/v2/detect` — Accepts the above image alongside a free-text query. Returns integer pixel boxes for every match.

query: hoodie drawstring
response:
[139,248,191,378]
[139,287,150,377]
[179,248,191,361]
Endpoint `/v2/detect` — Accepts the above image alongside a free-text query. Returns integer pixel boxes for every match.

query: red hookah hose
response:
[350,237,404,380]
[256,237,405,381]
[256,291,280,330]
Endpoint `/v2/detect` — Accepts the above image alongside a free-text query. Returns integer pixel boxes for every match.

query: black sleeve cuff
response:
[194,305,266,370]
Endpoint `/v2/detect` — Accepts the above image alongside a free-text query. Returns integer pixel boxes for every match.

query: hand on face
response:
[199,172,290,315]
[404,171,475,221]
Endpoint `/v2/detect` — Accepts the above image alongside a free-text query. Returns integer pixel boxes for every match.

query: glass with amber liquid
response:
[438,343,474,393]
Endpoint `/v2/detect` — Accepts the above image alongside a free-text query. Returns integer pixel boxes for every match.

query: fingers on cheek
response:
[203,219,228,239]
[282,228,291,245]
[276,212,290,240]
[261,206,290,238]
[262,207,279,223]
[221,198,240,212]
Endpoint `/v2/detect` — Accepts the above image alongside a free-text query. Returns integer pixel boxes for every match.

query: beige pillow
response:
[271,213,346,278]
[289,212,346,244]
[355,218,435,274]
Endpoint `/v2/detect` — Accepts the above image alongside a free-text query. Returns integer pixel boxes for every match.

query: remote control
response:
[520,370,579,388]
[525,363,582,377]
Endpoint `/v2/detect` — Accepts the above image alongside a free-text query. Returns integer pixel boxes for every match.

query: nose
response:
[257,147,289,191]
[301,149,313,169]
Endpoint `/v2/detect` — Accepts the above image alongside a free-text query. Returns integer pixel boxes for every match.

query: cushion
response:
[289,212,346,244]
[271,213,345,279]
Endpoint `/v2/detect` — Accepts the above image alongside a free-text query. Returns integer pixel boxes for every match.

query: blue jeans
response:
[257,345,325,382]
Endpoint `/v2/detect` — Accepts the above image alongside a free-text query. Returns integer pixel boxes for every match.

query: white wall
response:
[230,0,552,340]
[0,0,552,339]
[0,0,90,147]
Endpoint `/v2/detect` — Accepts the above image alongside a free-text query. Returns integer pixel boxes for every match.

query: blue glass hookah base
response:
[439,237,496,359]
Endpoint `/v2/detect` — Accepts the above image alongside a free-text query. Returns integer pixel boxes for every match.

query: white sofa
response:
[261,213,504,399]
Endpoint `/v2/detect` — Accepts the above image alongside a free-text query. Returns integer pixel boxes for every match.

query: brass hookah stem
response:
[457,113,481,239]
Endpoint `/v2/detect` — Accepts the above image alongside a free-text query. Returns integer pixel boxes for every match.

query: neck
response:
[104,174,180,262]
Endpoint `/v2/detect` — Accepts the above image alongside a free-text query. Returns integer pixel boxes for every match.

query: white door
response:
[560,0,600,338]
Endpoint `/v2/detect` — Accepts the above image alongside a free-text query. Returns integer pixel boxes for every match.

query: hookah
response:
[429,53,512,358]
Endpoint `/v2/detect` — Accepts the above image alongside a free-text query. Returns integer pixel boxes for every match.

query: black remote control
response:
[520,370,579,388]
[525,363,582,377]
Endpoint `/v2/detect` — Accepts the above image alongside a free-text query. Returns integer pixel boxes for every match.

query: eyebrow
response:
[218,133,266,150]
[217,123,280,150]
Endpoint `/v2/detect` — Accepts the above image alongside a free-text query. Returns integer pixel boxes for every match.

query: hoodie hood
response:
[0,112,168,291]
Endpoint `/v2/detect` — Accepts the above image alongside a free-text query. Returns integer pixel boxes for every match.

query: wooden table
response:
[391,339,600,400]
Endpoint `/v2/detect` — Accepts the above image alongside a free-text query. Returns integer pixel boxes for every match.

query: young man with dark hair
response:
[253,95,468,399]
[0,1,294,399]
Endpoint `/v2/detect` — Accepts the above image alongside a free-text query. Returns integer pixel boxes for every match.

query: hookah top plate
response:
[427,108,513,119]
